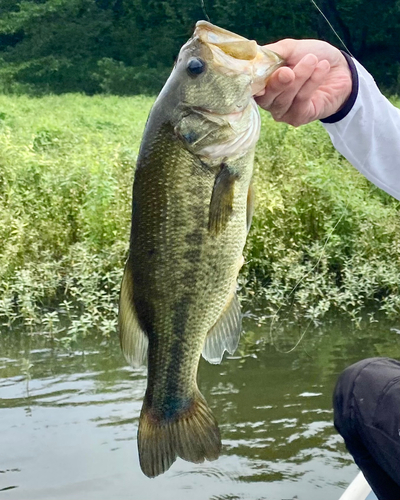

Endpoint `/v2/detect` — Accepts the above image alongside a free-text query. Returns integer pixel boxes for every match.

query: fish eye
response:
[186,57,206,76]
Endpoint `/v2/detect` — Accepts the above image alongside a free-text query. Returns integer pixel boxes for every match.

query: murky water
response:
[1,315,400,500]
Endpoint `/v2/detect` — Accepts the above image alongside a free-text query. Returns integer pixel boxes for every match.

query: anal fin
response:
[202,292,242,364]
[119,262,148,367]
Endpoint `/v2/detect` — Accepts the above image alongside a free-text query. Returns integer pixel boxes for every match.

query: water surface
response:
[1,316,399,500]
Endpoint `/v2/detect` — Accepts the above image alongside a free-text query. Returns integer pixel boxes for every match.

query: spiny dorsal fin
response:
[119,262,148,367]
[202,292,242,364]
[246,180,255,233]
[208,164,240,236]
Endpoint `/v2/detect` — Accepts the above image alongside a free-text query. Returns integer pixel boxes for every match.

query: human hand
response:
[255,39,353,126]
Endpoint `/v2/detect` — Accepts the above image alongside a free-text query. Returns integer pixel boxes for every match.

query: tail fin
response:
[138,390,221,478]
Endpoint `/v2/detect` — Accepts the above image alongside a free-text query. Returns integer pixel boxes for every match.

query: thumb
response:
[261,39,297,62]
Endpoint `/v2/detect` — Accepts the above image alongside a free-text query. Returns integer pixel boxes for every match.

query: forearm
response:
[322,58,400,201]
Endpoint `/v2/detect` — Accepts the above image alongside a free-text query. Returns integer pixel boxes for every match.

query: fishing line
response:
[309,0,354,57]
[200,0,211,23]
[269,205,348,354]
[193,2,351,353]
[268,1,354,353]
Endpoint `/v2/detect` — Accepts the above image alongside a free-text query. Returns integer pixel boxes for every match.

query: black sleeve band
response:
[320,51,359,124]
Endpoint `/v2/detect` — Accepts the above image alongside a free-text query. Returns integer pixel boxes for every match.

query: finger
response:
[255,67,294,108]
[269,53,319,119]
[254,88,266,97]
[263,39,339,69]
[278,102,316,127]
[261,39,298,62]
[292,60,330,104]
[277,62,331,126]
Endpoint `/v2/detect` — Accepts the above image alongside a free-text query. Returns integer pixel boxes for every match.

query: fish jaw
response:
[194,20,285,96]
[157,21,284,121]
[194,20,257,59]
[171,21,284,161]
[251,46,284,95]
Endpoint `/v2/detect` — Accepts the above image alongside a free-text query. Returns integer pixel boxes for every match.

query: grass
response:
[0,93,399,340]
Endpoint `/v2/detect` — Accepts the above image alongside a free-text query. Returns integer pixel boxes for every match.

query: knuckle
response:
[294,91,309,103]
[281,38,296,49]
[259,99,274,112]
[281,111,302,127]
[268,77,284,93]
[271,111,283,121]
[270,98,290,114]
[289,115,308,127]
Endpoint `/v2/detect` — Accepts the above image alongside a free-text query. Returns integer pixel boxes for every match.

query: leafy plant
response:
[0,94,399,340]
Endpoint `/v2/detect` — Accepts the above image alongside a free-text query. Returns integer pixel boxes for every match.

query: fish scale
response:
[118,20,283,477]
[132,123,249,401]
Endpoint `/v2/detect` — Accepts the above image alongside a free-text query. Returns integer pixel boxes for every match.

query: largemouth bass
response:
[119,21,283,478]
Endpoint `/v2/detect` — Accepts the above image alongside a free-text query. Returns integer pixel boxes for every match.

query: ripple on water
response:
[3,316,388,500]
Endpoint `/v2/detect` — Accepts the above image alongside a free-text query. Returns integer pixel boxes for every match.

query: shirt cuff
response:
[320,52,359,124]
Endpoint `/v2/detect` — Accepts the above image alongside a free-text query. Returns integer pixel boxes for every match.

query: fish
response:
[119,20,283,478]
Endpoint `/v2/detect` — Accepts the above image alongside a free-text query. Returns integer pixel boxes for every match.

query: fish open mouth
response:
[194,21,284,95]
[195,21,260,60]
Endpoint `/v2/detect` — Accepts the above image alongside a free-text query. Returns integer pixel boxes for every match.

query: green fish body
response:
[119,21,283,478]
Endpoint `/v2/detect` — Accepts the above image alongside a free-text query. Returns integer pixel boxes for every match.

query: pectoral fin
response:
[119,262,148,367]
[202,292,242,364]
[208,164,239,235]
[246,181,255,233]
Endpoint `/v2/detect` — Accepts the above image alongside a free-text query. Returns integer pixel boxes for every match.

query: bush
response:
[0,94,399,340]
[0,93,152,336]
[95,58,169,95]
[242,115,400,324]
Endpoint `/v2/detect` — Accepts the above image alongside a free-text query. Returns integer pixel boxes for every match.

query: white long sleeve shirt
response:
[321,59,400,201]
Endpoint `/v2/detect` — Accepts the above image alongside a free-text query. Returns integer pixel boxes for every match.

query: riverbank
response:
[0,94,399,337]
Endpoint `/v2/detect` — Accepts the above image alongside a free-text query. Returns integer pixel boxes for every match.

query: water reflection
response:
[1,316,399,499]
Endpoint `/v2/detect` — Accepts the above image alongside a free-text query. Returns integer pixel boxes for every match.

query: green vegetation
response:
[0,0,399,95]
[0,93,151,338]
[244,109,400,324]
[0,94,399,340]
